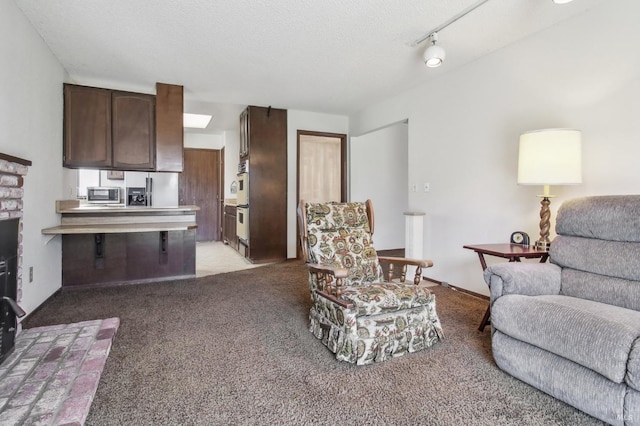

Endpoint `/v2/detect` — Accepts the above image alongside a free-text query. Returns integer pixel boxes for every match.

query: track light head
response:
[423,33,445,68]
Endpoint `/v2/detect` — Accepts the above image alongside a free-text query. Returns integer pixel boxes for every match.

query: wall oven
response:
[237,206,249,242]
[236,173,248,207]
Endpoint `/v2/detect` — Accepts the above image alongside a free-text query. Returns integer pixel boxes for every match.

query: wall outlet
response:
[424,182,430,192]
[29,266,33,283]
[411,184,417,192]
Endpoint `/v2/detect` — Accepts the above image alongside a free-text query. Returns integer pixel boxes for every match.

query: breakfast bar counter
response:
[42,202,199,235]
[43,201,200,288]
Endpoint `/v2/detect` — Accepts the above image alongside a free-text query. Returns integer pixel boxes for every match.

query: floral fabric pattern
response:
[340,282,434,316]
[305,201,382,286]
[309,294,444,365]
[302,200,444,365]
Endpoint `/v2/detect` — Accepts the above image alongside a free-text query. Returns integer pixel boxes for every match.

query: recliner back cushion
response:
[552,195,640,309]
[555,195,640,242]
[305,201,382,286]
[552,236,640,282]
[560,268,640,311]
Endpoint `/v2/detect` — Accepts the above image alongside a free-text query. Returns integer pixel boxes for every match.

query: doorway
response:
[297,131,347,203]
[179,148,220,242]
[297,130,347,256]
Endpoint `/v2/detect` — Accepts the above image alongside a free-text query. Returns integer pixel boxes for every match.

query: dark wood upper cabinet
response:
[155,83,184,172]
[239,107,249,159]
[63,82,183,171]
[63,84,112,168]
[111,91,155,170]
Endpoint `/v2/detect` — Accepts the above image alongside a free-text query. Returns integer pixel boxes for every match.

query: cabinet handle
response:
[94,233,105,269]
[159,231,169,265]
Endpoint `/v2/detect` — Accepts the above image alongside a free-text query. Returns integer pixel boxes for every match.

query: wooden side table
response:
[463,243,549,332]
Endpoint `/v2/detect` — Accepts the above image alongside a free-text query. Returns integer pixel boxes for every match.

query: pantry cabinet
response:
[240,106,287,263]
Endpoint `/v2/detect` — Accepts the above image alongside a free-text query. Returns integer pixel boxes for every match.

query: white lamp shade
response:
[517,129,582,185]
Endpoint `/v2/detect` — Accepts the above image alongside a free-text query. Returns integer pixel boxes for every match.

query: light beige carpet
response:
[195,241,266,277]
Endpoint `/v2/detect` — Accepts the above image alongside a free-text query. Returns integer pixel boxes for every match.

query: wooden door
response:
[179,149,220,241]
[112,91,156,170]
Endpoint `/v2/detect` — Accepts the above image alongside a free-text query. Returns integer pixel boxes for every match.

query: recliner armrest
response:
[484,263,562,305]
[306,263,349,278]
[378,256,434,285]
[377,256,433,268]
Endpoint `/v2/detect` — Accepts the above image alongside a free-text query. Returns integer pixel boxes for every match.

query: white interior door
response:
[298,134,343,203]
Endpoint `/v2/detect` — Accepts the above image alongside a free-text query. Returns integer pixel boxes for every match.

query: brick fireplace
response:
[0,153,30,302]
[0,153,30,363]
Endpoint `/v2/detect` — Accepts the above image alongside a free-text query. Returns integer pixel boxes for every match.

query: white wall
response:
[184,132,225,149]
[287,110,349,257]
[350,0,640,295]
[0,1,68,315]
[351,122,408,250]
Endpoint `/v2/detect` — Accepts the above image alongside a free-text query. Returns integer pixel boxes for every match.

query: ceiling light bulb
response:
[423,33,445,68]
[552,0,574,3]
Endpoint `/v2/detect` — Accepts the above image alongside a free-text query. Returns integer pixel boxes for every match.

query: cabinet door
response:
[155,83,184,172]
[112,91,156,170]
[239,108,249,159]
[223,206,238,249]
[63,84,112,168]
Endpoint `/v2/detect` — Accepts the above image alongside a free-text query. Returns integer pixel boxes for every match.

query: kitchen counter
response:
[43,200,199,288]
[56,205,199,214]
[42,201,199,235]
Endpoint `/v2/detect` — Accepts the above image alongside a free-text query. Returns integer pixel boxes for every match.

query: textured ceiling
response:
[15,0,605,132]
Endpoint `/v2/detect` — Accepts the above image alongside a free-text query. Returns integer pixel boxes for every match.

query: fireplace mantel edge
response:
[0,153,32,167]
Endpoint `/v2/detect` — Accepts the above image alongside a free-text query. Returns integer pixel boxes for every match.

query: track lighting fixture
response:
[423,33,445,68]
[413,0,489,70]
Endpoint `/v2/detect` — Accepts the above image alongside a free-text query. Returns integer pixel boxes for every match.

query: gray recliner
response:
[484,195,640,425]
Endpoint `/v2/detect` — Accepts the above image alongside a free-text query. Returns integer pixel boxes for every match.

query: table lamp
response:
[517,128,582,251]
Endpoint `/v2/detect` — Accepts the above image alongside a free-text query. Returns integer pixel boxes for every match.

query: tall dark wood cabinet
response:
[242,106,287,263]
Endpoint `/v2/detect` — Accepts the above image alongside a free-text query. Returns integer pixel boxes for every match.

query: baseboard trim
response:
[423,276,489,301]
[20,288,62,327]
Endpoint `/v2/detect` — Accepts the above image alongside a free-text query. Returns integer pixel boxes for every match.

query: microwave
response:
[87,187,122,204]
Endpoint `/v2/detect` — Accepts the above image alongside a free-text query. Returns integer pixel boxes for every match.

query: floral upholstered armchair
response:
[297,199,444,365]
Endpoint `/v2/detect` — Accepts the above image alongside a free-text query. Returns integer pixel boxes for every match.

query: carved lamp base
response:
[534,194,554,252]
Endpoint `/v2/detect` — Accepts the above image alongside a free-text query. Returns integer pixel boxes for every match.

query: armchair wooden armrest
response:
[304,263,354,309]
[378,256,434,285]
[306,263,349,278]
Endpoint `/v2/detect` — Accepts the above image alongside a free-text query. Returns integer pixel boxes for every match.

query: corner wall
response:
[350,0,640,295]
[0,1,68,314]
[351,122,408,250]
